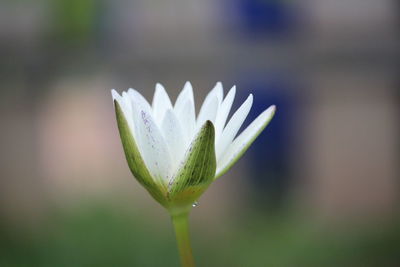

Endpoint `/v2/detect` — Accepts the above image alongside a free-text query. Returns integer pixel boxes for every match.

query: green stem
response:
[171,212,195,267]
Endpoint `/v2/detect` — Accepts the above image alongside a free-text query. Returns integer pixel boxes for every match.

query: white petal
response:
[118,91,136,135]
[212,82,224,104]
[121,91,133,113]
[112,90,126,113]
[131,97,172,185]
[214,86,236,143]
[127,88,153,116]
[152,83,173,126]
[197,82,225,129]
[112,90,134,133]
[174,81,194,112]
[174,82,196,143]
[175,99,196,146]
[216,94,253,160]
[215,105,276,178]
[161,109,186,172]
[196,95,219,129]
[111,89,121,102]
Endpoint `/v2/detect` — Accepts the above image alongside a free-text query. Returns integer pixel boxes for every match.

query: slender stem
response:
[171,212,195,267]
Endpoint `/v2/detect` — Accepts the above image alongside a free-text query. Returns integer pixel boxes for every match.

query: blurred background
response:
[0,0,399,266]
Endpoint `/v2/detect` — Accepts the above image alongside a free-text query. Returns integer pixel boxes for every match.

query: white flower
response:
[112,82,275,213]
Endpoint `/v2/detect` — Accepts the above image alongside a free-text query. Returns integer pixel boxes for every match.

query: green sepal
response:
[167,121,216,212]
[114,100,168,207]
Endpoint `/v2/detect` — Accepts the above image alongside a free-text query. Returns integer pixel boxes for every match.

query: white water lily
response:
[112,82,275,213]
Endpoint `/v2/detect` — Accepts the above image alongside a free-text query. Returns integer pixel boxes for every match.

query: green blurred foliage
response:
[50,0,98,44]
[0,202,399,267]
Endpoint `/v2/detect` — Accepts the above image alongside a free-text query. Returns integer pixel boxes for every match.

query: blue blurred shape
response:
[238,73,301,209]
[235,0,296,36]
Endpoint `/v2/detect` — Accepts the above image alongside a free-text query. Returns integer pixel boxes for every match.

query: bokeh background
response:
[1,0,399,266]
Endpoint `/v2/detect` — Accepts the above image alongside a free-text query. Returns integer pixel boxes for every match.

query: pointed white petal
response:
[161,109,186,171]
[212,82,224,104]
[121,91,133,110]
[175,99,196,146]
[112,90,130,116]
[216,94,253,160]
[131,97,172,186]
[152,83,173,126]
[111,89,121,102]
[116,91,135,136]
[174,82,196,143]
[215,105,276,178]
[196,95,219,129]
[197,82,225,128]
[174,81,194,111]
[127,88,153,116]
[112,89,134,134]
[214,86,236,142]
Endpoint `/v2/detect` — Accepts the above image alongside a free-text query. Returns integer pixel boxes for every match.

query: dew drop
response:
[192,201,199,207]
